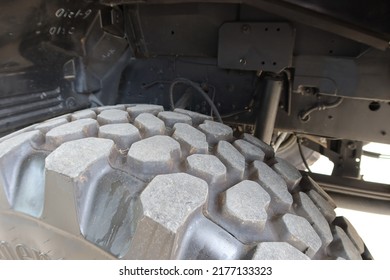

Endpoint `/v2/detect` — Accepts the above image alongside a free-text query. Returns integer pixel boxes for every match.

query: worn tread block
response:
[71,109,97,121]
[82,170,145,258]
[0,131,44,209]
[96,105,126,113]
[252,242,310,260]
[177,217,244,260]
[277,213,322,258]
[157,111,192,127]
[221,180,271,243]
[272,157,302,192]
[127,104,164,120]
[300,175,337,208]
[44,138,115,234]
[0,131,43,158]
[99,123,141,150]
[233,139,265,162]
[241,133,274,160]
[128,135,181,175]
[253,161,293,213]
[173,108,213,125]
[333,217,365,254]
[186,154,227,185]
[307,189,336,223]
[46,118,98,147]
[216,141,245,181]
[329,226,362,260]
[35,118,69,134]
[127,173,208,259]
[172,123,208,155]
[198,120,233,145]
[294,192,333,247]
[134,113,166,138]
[97,109,130,125]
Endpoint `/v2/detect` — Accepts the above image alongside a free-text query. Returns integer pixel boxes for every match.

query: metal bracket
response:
[302,138,362,179]
[218,22,295,72]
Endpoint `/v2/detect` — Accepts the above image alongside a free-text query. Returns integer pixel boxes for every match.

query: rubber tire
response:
[0,105,370,260]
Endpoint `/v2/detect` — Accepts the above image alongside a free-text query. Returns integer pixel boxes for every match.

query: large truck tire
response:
[0,105,371,260]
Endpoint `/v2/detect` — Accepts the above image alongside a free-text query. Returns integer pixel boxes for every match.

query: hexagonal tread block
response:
[272,157,302,192]
[307,189,336,223]
[127,104,164,120]
[186,154,227,185]
[216,141,245,181]
[277,213,322,258]
[127,173,208,259]
[134,113,166,138]
[99,123,141,150]
[198,120,233,145]
[46,118,98,147]
[294,192,333,247]
[173,108,213,125]
[172,123,208,155]
[46,138,114,178]
[241,133,274,160]
[233,139,265,162]
[329,226,362,260]
[35,118,69,134]
[333,217,365,254]
[157,111,192,127]
[128,135,181,175]
[44,138,115,234]
[97,109,130,125]
[71,109,97,121]
[253,161,293,213]
[221,180,271,243]
[252,242,310,260]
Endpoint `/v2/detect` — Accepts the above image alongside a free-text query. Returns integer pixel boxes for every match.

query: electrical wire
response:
[273,132,289,152]
[169,78,223,123]
[296,136,312,173]
[299,97,343,122]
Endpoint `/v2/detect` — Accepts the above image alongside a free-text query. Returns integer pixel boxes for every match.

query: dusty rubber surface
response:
[0,105,369,260]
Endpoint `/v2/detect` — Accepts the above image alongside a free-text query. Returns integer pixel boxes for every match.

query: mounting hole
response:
[171,30,175,35]
[381,130,387,136]
[329,50,333,54]
[369,101,381,111]
[272,62,277,66]
[261,61,265,65]
[264,27,268,31]
[328,115,334,120]
[276,28,280,31]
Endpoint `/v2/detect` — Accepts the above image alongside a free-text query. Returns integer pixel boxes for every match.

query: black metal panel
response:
[218,22,295,71]
[283,0,390,35]
[275,93,390,144]
[104,0,390,50]
[117,56,257,115]
[293,52,390,101]
[134,3,238,58]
